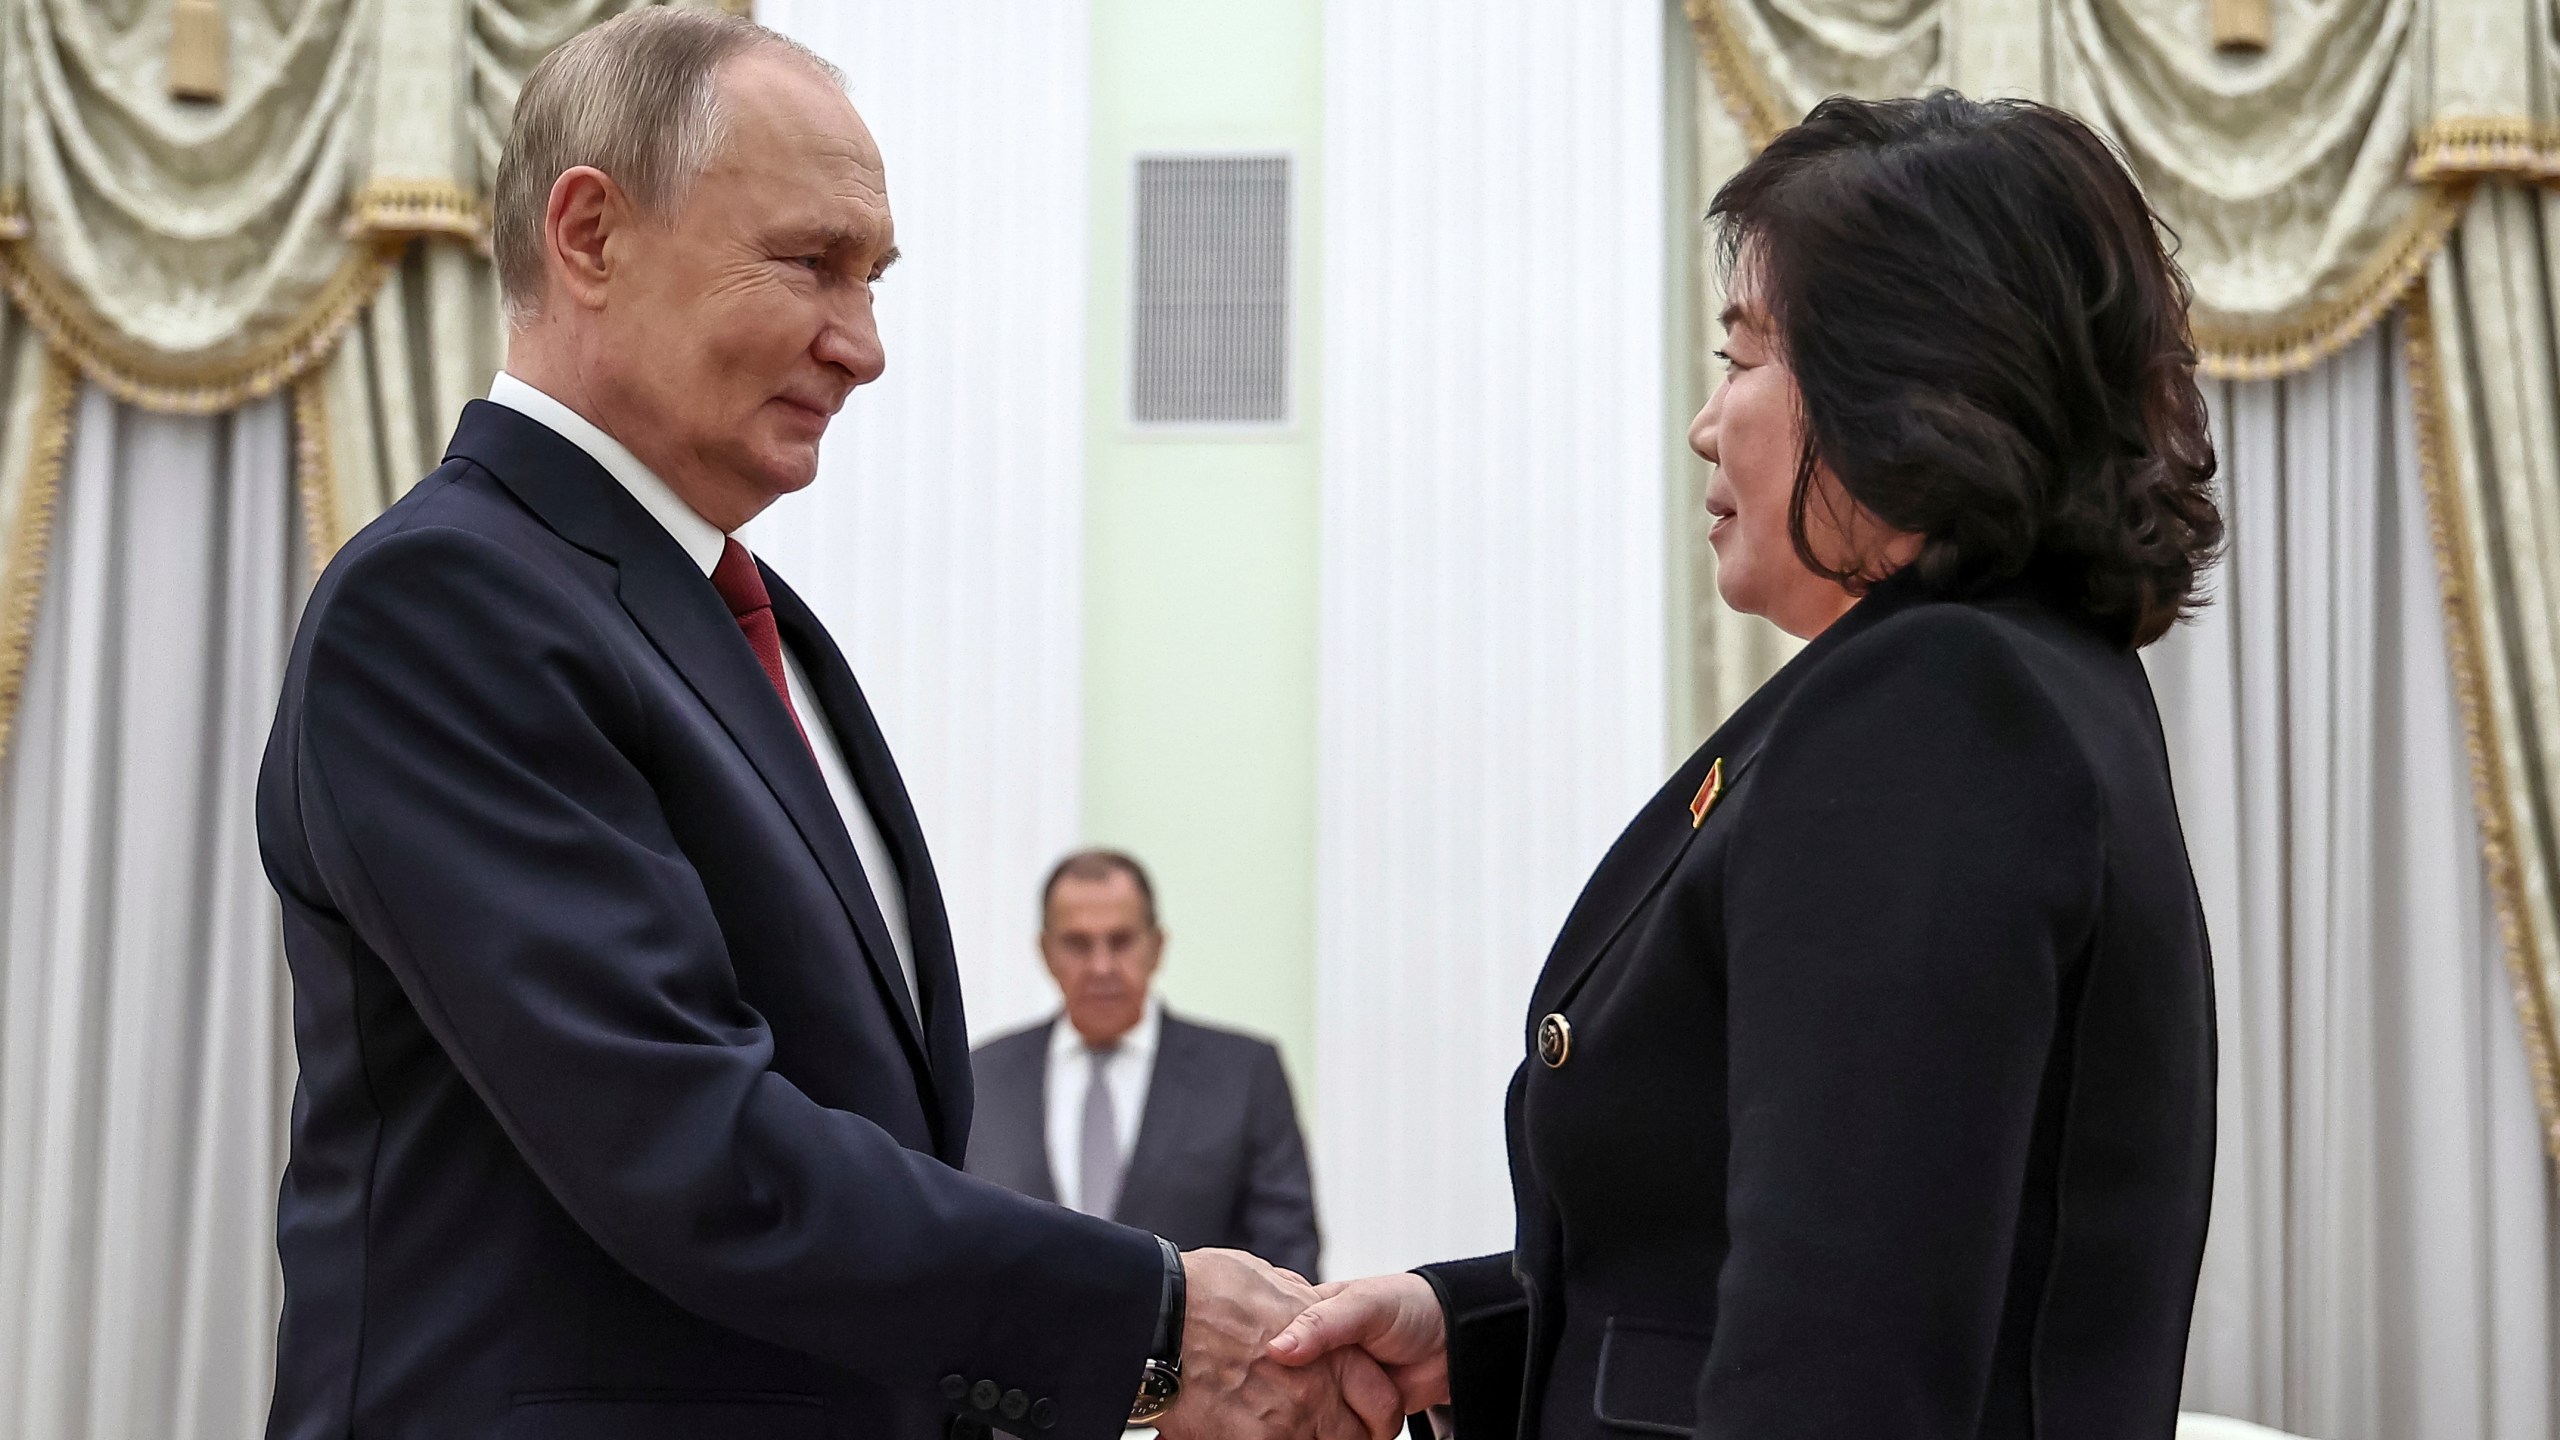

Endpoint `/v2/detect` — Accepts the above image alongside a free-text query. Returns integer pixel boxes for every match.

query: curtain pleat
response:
[0,388,297,1440]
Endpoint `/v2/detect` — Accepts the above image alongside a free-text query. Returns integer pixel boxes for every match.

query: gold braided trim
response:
[0,236,401,415]
[2413,118,2560,183]
[0,349,76,778]
[0,189,22,243]
[1686,0,1790,150]
[716,0,754,14]
[350,178,488,247]
[2404,281,2560,1164]
[2193,181,2472,379]
[291,368,344,577]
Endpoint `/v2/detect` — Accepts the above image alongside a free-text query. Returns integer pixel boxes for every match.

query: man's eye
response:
[791,255,825,271]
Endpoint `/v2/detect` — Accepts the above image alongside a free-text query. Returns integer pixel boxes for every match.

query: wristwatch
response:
[1129,1237,1185,1425]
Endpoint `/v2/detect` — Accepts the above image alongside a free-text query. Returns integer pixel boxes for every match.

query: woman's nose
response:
[1690,392,1721,465]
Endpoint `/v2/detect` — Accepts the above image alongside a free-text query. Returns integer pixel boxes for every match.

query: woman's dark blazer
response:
[1417,572,2215,1440]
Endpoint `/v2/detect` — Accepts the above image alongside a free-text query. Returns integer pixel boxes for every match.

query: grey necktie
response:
[1079,1045,1123,1219]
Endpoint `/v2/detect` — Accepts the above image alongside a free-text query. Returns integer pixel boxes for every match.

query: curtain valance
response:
[1687,0,2559,377]
[0,0,744,415]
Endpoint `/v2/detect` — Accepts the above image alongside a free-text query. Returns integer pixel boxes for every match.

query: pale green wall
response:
[1080,0,1323,1099]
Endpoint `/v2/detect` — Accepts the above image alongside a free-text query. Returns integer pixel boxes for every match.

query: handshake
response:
[1161,1249,1451,1440]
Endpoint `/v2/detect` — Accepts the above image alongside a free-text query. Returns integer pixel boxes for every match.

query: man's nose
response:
[816,293,886,387]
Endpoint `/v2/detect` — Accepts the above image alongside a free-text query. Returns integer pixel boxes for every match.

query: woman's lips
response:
[1706,497,1736,541]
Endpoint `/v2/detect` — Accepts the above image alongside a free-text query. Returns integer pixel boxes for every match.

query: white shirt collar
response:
[486,372,728,577]
[1049,993,1164,1066]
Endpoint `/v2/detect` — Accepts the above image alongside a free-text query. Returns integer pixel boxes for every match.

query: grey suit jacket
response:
[966,1012,1321,1280]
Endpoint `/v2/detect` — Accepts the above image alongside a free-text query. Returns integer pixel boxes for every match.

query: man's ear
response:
[544,165,627,313]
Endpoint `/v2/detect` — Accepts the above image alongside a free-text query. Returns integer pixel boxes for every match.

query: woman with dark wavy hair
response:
[1271,91,2224,1440]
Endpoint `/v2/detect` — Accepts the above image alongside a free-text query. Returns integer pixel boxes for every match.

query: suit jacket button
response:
[1000,1389,1030,1420]
[940,1374,969,1402]
[1030,1397,1059,1430]
[970,1379,1002,1411]
[1537,1012,1572,1068]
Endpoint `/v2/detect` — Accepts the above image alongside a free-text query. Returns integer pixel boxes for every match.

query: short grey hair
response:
[491,6,844,325]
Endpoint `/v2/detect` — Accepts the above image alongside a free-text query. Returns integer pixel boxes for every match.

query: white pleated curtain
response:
[2147,323,2559,1438]
[0,389,297,1440]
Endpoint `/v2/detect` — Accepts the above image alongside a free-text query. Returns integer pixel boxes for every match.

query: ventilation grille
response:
[1130,155,1291,425]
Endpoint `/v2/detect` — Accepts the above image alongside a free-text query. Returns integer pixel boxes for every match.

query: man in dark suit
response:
[255,12,1393,1440]
[967,852,1320,1279]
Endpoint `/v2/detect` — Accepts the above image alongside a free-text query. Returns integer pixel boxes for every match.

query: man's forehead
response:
[1056,873,1145,905]
[701,96,892,241]
[1047,876,1151,928]
[712,54,883,178]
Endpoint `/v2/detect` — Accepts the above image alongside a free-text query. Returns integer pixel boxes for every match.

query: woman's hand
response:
[1163,1249,1405,1440]
[1266,1272,1452,1415]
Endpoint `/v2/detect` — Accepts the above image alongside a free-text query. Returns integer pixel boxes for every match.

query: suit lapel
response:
[764,574,973,1154]
[450,404,938,1098]
[1525,744,1748,1024]
[1115,1015,1196,1224]
[1523,576,1935,1027]
[617,550,944,1083]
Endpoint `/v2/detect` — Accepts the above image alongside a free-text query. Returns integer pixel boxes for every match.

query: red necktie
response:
[710,538,809,747]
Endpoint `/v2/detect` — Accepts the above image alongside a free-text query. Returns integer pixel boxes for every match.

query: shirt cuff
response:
[1150,1236,1186,1363]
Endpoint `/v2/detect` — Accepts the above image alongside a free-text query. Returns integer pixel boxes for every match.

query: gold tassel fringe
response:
[2403,280,2560,1164]
[2191,182,2473,379]
[0,350,77,778]
[0,237,402,414]
[1685,0,1788,151]
[291,368,344,577]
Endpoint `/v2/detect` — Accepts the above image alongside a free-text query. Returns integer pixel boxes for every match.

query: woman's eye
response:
[1713,348,1739,370]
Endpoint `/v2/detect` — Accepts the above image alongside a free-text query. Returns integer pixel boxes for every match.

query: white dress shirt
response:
[484,373,920,1010]
[1044,996,1162,1214]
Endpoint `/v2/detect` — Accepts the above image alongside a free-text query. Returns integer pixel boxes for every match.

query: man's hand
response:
[1266,1272,1451,1416]
[1154,1248,1403,1440]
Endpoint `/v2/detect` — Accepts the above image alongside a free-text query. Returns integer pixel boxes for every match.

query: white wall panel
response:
[1316,2,1669,1279]
[749,2,1088,1043]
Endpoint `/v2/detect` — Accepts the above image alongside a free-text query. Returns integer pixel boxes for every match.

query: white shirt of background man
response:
[1045,994,1163,1217]
[482,373,919,1010]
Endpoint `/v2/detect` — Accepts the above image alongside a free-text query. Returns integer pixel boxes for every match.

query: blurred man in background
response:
[969,851,1321,1279]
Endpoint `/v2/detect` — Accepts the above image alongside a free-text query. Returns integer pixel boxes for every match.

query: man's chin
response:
[748,445,823,497]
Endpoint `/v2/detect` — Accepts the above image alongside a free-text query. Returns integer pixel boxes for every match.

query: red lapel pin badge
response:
[1689,756,1725,829]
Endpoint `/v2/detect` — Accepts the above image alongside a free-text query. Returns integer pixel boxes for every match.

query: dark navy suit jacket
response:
[257,402,1162,1440]
[1417,574,2214,1440]
[966,1012,1321,1280]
